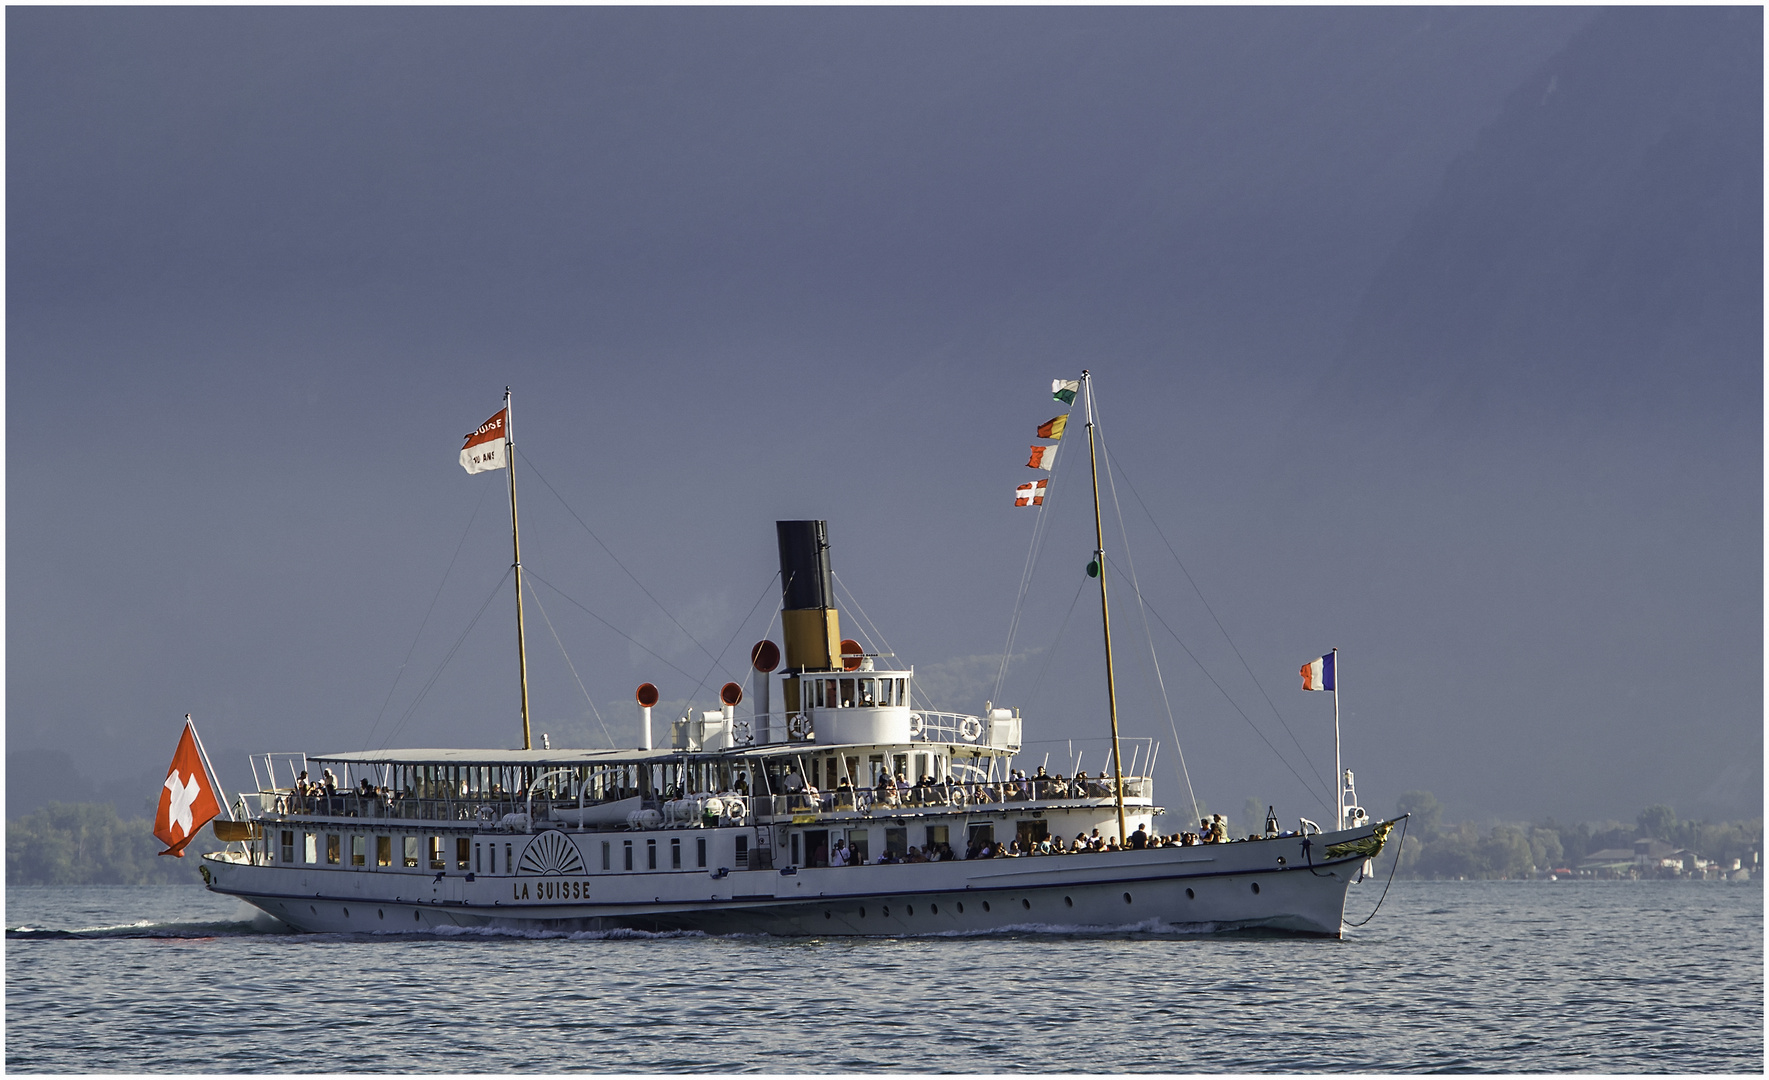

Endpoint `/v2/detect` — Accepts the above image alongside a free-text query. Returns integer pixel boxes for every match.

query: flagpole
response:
[505,387,533,750]
[1082,370,1129,845]
[186,713,236,822]
[1332,647,1341,830]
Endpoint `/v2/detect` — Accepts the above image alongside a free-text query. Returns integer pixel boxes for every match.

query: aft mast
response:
[505,387,533,750]
[1082,371,1130,844]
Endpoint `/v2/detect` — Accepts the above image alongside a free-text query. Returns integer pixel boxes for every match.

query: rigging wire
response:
[362,483,493,750]
[523,575,615,747]
[1107,452,1333,805]
[524,567,703,684]
[1024,573,1090,708]
[992,443,1069,705]
[379,566,513,749]
[517,449,725,672]
[685,571,781,704]
[1104,557,1332,818]
[1090,408,1201,826]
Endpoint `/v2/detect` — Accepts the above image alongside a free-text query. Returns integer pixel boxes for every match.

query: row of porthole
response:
[829,892,1141,920]
[315,905,426,923]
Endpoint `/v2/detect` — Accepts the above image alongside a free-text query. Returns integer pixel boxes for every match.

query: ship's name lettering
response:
[513,878,591,901]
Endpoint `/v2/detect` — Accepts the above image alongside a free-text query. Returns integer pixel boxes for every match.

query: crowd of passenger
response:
[778,764,1137,812]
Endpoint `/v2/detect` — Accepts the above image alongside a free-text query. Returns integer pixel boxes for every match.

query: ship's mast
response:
[1082,371,1129,844]
[505,387,533,750]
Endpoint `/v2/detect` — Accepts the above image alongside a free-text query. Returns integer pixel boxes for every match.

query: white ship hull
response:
[202,823,1385,938]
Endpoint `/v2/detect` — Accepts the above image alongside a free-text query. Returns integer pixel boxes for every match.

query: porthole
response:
[824,911,832,919]
[956,902,964,913]
[1124,892,1133,904]
[1185,888,1195,900]
[413,910,421,922]
[342,907,350,918]
[982,901,991,912]
[859,907,866,918]
[1251,882,1261,895]
[882,905,890,917]
[1022,898,1031,910]
[906,905,914,916]
[378,909,384,919]
[1065,896,1073,907]
[310,905,317,915]
[930,903,938,914]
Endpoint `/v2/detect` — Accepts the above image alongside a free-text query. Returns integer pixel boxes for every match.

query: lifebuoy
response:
[732,718,753,745]
[787,713,813,739]
[908,713,924,738]
[947,787,967,808]
[959,717,983,742]
[723,799,747,823]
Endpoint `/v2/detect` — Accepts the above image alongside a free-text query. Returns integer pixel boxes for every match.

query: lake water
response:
[5,880,1760,1073]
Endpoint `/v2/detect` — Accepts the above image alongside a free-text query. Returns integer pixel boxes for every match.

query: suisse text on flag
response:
[460,409,508,474]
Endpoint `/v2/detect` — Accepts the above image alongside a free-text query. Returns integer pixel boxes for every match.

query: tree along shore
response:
[7,802,218,885]
[1389,792,1762,880]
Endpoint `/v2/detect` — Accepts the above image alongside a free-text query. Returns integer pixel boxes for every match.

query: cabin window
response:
[456,837,470,870]
[671,838,682,869]
[697,837,707,868]
[377,837,392,867]
[351,835,366,866]
[805,830,830,868]
[403,836,419,868]
[790,833,801,866]
[859,679,876,706]
[821,679,837,708]
[602,841,611,871]
[327,834,341,865]
[847,828,870,865]
[968,823,994,856]
[624,840,633,871]
[868,756,885,786]
[926,825,949,850]
[304,833,318,864]
[647,839,657,871]
[914,754,929,783]
[429,836,445,870]
[885,828,908,859]
[839,679,856,707]
[735,835,749,868]
[280,830,295,864]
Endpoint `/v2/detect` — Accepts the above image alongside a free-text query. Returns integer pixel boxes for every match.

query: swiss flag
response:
[155,719,222,857]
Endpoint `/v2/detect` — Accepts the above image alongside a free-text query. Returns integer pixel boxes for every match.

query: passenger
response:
[1130,824,1148,850]
[1075,831,1090,853]
[1032,765,1050,798]
[830,839,848,867]
[1209,815,1228,844]
[734,774,750,797]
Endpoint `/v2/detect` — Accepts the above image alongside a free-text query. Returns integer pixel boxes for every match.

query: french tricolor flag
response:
[1300,652,1335,691]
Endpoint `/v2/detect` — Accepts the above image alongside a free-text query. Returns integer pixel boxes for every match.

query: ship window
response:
[304,833,318,864]
[735,835,749,868]
[429,836,445,870]
[821,679,837,708]
[697,837,707,868]
[327,834,341,865]
[350,835,366,867]
[892,754,907,782]
[476,844,483,873]
[790,833,801,866]
[846,828,869,865]
[377,837,392,867]
[885,828,907,859]
[403,836,419,868]
[671,838,682,870]
[839,679,856,707]
[624,840,633,871]
[925,825,949,850]
[859,679,876,706]
[280,830,294,864]
[489,844,496,874]
[914,753,929,782]
[602,841,610,871]
[647,839,657,871]
[505,844,513,873]
[456,837,470,870]
[868,756,885,786]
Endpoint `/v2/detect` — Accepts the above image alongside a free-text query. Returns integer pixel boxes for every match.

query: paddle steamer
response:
[199,379,1396,936]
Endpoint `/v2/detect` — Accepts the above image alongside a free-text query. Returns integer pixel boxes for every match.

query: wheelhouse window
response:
[279,830,294,863]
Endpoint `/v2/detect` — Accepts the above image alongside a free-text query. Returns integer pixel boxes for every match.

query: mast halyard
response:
[1082,370,1129,844]
[505,387,533,750]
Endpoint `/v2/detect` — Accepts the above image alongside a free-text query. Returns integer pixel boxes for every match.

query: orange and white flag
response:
[460,408,508,474]
[1014,479,1048,507]
[1026,444,1057,470]
[155,719,222,857]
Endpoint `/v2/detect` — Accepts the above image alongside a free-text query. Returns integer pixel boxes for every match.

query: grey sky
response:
[8,7,1760,827]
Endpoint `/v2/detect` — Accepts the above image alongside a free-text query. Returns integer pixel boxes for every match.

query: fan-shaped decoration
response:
[517,830,586,876]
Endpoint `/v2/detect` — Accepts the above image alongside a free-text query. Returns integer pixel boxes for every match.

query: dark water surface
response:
[5,880,1760,1073]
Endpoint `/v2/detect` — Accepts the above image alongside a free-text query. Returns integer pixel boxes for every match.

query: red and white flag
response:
[1026,444,1057,470]
[1015,479,1048,506]
[155,719,222,857]
[460,408,508,474]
